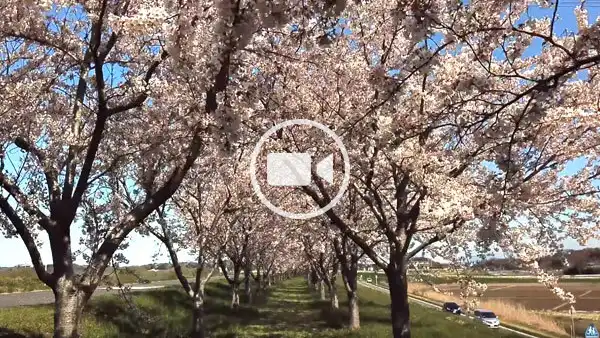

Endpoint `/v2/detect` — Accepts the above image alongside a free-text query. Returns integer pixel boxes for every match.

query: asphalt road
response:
[0,280,181,308]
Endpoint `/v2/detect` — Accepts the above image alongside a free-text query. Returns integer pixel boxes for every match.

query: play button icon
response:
[250,119,351,219]
[316,154,334,184]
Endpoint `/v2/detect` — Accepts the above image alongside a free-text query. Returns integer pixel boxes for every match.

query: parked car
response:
[366,278,373,282]
[441,302,462,315]
[474,309,500,328]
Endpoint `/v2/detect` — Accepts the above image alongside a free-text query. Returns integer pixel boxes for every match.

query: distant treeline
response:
[473,248,600,275]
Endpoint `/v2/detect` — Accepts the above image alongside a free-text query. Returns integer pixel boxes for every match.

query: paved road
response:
[358,281,541,338]
[0,280,181,308]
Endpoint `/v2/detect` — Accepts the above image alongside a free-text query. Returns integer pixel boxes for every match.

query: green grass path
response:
[223,280,332,337]
[0,278,530,337]
[222,279,527,338]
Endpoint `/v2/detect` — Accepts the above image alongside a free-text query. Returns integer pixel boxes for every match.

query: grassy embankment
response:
[405,282,566,337]
[548,312,600,338]
[358,272,594,337]
[0,266,197,294]
[407,283,600,338]
[0,277,527,337]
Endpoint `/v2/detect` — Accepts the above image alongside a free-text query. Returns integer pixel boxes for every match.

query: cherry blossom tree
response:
[0,1,342,337]
[4,1,600,338]
[332,231,363,329]
[302,225,341,309]
[301,190,369,330]
[244,215,298,298]
[248,1,600,337]
[212,170,261,308]
[248,229,282,291]
[325,186,381,330]
[142,161,238,338]
[216,192,304,308]
[268,232,306,282]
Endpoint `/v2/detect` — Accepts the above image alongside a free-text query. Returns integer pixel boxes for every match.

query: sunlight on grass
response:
[0,277,531,337]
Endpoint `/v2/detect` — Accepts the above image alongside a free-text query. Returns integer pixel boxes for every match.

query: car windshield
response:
[446,303,459,308]
[481,312,497,318]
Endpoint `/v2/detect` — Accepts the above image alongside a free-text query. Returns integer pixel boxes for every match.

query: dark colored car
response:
[442,302,462,315]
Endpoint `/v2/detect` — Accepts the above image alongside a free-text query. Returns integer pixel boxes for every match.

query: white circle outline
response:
[250,119,351,220]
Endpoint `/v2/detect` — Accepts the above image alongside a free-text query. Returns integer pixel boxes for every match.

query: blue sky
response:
[0,230,193,267]
[1,2,600,267]
[0,148,195,267]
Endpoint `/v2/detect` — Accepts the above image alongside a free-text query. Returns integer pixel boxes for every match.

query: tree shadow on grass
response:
[89,282,274,337]
[88,288,193,337]
[309,296,393,329]
[310,300,390,329]
[85,280,348,337]
[206,287,276,333]
[207,282,231,294]
[211,282,332,336]
[0,328,41,338]
[207,303,264,333]
[318,305,347,329]
[251,285,344,333]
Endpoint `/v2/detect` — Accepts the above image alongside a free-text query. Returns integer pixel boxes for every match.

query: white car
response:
[366,278,373,282]
[474,309,500,328]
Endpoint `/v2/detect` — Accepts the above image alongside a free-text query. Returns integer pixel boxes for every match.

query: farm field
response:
[438,283,600,312]
[358,272,600,311]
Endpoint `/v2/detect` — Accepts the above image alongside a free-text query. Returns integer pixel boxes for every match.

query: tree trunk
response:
[345,290,359,329]
[53,278,87,338]
[342,259,360,330]
[319,280,326,301]
[386,267,410,338]
[329,286,339,309]
[255,276,262,294]
[244,276,252,304]
[191,298,205,338]
[253,267,262,294]
[311,269,319,291]
[231,284,240,309]
[199,283,206,298]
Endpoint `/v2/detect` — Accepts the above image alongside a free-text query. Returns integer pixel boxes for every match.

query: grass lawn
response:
[0,280,261,337]
[0,277,527,337]
[314,282,524,338]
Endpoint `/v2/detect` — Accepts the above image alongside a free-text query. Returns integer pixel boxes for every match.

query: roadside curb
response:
[0,289,49,295]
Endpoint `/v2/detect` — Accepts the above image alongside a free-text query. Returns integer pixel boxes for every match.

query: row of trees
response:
[2,1,600,338]
[118,151,306,337]
[304,221,363,329]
